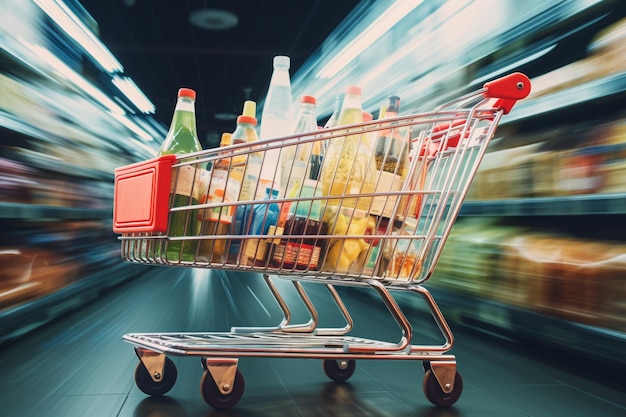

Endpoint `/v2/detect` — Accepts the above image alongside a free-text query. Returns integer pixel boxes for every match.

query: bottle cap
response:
[220,132,232,147]
[362,111,373,122]
[178,88,196,100]
[242,100,256,118]
[237,115,257,125]
[301,95,316,105]
[274,55,290,68]
[387,95,400,113]
[345,85,362,97]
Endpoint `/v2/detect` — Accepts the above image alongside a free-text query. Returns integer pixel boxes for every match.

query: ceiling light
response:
[214,112,237,121]
[34,0,123,73]
[317,0,423,79]
[189,8,238,31]
[112,75,156,114]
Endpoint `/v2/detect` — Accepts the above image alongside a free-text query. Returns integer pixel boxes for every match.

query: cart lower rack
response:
[113,73,531,409]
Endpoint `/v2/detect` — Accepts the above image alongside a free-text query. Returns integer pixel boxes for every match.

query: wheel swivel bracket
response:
[431,360,457,393]
[135,347,166,383]
[204,358,239,395]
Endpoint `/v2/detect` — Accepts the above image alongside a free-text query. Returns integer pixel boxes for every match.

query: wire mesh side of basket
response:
[119,98,504,284]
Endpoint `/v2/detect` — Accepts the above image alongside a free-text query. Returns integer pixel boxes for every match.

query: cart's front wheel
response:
[200,368,245,410]
[323,359,356,382]
[423,369,463,408]
[134,357,177,396]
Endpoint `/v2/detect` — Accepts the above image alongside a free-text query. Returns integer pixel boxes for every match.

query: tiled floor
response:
[1,268,624,417]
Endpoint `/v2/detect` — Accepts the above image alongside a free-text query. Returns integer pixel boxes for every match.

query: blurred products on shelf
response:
[468,117,626,201]
[434,218,626,332]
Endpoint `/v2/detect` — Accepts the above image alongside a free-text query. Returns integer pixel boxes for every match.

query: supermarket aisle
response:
[1,268,625,417]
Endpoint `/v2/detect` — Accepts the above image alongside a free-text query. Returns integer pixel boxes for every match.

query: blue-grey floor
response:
[1,267,624,417]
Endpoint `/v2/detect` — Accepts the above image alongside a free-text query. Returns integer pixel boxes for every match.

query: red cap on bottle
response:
[237,115,257,125]
[178,88,196,100]
[345,85,361,96]
[301,95,316,105]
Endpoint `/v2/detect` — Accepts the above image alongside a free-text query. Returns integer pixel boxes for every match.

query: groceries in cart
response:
[113,69,532,285]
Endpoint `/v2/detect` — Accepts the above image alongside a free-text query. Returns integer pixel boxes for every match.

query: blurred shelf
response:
[0,110,50,142]
[0,261,150,345]
[460,193,626,216]
[0,202,111,220]
[502,72,626,124]
[423,287,626,368]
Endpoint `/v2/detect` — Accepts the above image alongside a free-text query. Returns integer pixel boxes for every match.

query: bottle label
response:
[171,165,200,199]
[200,169,238,222]
[272,242,321,269]
[370,171,404,218]
[242,238,270,264]
[234,156,262,201]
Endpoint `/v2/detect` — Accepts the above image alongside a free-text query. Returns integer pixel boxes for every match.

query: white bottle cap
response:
[274,55,290,69]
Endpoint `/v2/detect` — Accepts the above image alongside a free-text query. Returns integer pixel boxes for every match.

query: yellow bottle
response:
[320,85,377,274]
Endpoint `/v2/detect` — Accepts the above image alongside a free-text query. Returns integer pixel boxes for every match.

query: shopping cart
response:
[113,73,531,409]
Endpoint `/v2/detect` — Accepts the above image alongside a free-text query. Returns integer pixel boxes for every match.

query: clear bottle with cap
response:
[227,101,262,264]
[371,95,410,218]
[320,85,377,273]
[374,95,407,177]
[231,100,262,201]
[320,85,376,212]
[281,95,318,198]
[259,56,295,193]
[198,132,239,263]
[157,87,203,262]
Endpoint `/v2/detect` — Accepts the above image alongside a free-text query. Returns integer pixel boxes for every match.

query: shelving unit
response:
[0,2,161,342]
[387,1,626,365]
[460,193,626,216]
[502,72,626,124]
[396,287,626,368]
[0,202,111,221]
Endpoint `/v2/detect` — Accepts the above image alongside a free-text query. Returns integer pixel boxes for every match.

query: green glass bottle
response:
[158,88,203,262]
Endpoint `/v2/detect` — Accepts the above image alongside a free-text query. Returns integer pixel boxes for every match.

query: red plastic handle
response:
[113,154,176,233]
[483,72,531,100]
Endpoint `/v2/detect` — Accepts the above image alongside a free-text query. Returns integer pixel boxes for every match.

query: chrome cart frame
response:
[113,73,531,409]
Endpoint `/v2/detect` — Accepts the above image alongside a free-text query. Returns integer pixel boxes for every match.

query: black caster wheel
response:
[323,359,356,382]
[423,369,463,408]
[134,357,177,396]
[422,361,431,371]
[200,368,245,410]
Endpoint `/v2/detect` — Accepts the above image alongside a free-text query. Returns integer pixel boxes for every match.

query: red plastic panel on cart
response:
[113,154,176,233]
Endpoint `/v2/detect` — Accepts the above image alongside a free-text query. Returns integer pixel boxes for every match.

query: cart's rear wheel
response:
[323,359,356,382]
[134,357,177,396]
[423,369,463,408]
[200,368,245,410]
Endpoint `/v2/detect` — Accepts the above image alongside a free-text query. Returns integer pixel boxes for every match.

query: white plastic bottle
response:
[259,55,295,195]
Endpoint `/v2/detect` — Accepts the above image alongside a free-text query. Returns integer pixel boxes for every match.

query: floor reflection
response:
[134,397,188,417]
